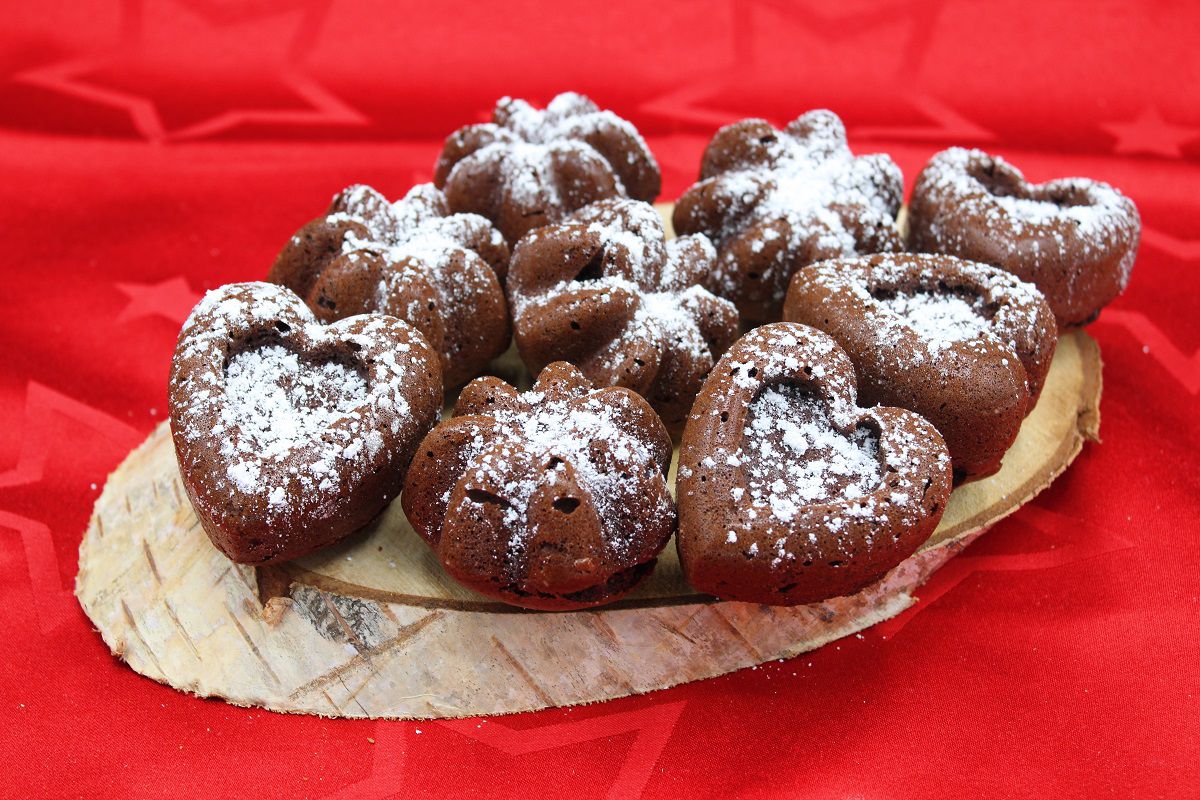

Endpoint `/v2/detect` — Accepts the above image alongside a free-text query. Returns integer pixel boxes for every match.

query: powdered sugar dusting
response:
[326,183,504,333]
[446,385,672,568]
[511,199,736,392]
[802,253,1050,369]
[219,345,368,504]
[445,92,659,216]
[170,283,423,522]
[876,291,990,344]
[740,384,882,522]
[913,147,1140,289]
[680,110,902,309]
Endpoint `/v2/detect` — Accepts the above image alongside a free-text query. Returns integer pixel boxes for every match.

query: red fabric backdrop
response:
[2,2,1199,797]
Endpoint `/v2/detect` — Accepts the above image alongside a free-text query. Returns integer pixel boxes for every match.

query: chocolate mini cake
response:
[168,282,443,565]
[908,147,1140,328]
[673,109,903,322]
[506,198,739,434]
[676,323,951,605]
[402,361,676,610]
[434,92,661,243]
[784,253,1057,482]
[269,183,510,387]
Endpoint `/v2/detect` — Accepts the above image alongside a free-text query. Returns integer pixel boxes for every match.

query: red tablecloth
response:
[3,2,1198,797]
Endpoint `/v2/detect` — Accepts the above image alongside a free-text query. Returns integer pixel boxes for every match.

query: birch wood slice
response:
[76,206,1103,720]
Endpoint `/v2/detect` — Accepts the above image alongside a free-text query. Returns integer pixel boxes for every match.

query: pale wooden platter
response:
[76,206,1103,720]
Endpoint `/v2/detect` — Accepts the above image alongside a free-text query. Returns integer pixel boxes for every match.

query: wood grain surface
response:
[75,324,1101,719]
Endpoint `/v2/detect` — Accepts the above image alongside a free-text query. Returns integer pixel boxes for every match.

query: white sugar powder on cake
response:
[510,200,731,375]
[876,291,991,344]
[220,344,367,467]
[739,384,882,522]
[447,388,671,564]
[685,111,902,306]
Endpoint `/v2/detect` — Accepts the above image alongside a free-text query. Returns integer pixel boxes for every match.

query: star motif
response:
[639,0,994,145]
[0,382,142,634]
[437,701,687,799]
[116,277,202,324]
[874,504,1134,638]
[1099,310,1200,394]
[11,0,367,142]
[1101,107,1199,158]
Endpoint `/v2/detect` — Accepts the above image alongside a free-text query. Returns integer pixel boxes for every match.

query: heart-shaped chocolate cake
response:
[676,323,952,605]
[507,198,739,435]
[783,252,1057,482]
[402,361,676,610]
[907,147,1140,328]
[168,282,443,565]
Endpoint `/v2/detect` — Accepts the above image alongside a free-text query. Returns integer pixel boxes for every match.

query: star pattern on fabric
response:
[0,382,142,633]
[316,701,685,799]
[437,701,687,800]
[11,0,367,143]
[1101,106,1199,158]
[116,277,202,324]
[640,0,994,144]
[874,504,1135,637]
[1098,310,1200,394]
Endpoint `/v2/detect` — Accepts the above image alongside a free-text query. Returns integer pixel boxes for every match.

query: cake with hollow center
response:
[907,147,1140,328]
[784,252,1057,482]
[676,322,951,605]
[672,109,903,322]
[168,282,443,565]
[506,198,739,434]
[269,182,510,387]
[435,92,661,244]
[402,361,676,610]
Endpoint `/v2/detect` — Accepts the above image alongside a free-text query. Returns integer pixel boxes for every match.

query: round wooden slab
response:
[76,329,1100,719]
[76,204,1103,719]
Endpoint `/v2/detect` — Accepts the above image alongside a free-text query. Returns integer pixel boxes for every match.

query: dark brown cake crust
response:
[784,253,1057,482]
[402,361,676,610]
[907,147,1140,328]
[434,93,661,244]
[672,109,903,322]
[269,183,510,387]
[168,282,443,565]
[506,198,739,435]
[676,323,951,606]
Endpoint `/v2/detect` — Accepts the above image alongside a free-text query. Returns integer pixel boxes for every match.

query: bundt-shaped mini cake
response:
[908,147,1140,328]
[402,361,676,610]
[676,323,952,605]
[673,109,903,322]
[434,93,661,244]
[169,282,443,565]
[506,198,740,434]
[784,253,1057,482]
[269,183,510,387]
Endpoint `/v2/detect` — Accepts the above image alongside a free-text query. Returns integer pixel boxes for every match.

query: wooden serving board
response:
[75,207,1103,720]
